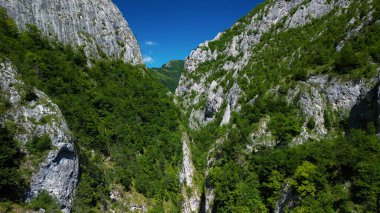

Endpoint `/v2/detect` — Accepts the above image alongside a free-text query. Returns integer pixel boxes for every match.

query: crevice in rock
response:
[198,191,206,213]
[52,146,75,164]
[348,82,380,133]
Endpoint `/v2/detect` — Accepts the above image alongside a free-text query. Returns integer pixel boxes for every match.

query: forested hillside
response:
[0,8,182,212]
[150,60,185,92]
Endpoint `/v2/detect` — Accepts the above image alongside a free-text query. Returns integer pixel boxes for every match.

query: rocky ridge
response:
[0,0,142,64]
[0,61,78,212]
[175,0,380,212]
[183,0,351,73]
[249,74,378,150]
[176,0,353,129]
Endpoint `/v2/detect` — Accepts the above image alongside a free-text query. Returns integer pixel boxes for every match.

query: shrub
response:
[269,113,302,145]
[307,117,316,130]
[26,134,52,154]
[334,43,362,74]
[28,191,60,212]
[293,69,308,81]
[0,202,13,213]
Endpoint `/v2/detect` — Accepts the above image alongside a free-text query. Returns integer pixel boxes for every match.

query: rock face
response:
[284,75,378,145]
[109,184,149,212]
[175,0,380,212]
[176,0,352,128]
[348,80,380,132]
[0,0,142,64]
[183,0,351,74]
[0,61,79,212]
[274,182,297,213]
[179,132,200,213]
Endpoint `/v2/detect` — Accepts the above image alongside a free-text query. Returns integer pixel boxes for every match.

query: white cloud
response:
[144,41,158,46]
[143,56,154,64]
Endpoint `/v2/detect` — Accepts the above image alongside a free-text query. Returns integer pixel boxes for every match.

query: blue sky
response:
[113,0,264,67]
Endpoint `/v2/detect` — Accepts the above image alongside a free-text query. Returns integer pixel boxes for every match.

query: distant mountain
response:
[150,60,185,92]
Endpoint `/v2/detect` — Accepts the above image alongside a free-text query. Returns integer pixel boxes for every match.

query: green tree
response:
[263,170,284,209]
[334,43,361,74]
[292,161,318,197]
[0,126,24,201]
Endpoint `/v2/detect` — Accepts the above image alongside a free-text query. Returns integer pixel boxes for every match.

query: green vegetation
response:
[307,117,316,130]
[0,125,25,201]
[22,88,39,102]
[206,128,380,212]
[184,0,380,212]
[189,122,227,174]
[149,60,185,92]
[27,191,61,212]
[207,0,269,52]
[0,8,182,211]
[238,0,380,106]
[26,135,51,155]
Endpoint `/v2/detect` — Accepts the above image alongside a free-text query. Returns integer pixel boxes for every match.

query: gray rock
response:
[308,75,372,111]
[285,0,351,29]
[336,11,372,51]
[0,61,78,212]
[0,0,142,65]
[274,182,297,213]
[205,81,224,121]
[246,116,276,152]
[180,132,200,213]
[183,0,351,73]
[221,82,241,126]
[289,75,377,144]
[108,184,149,213]
[176,0,354,131]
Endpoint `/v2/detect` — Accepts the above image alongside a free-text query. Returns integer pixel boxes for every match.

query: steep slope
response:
[179,131,201,213]
[176,0,380,212]
[0,0,142,64]
[0,6,182,213]
[177,0,364,128]
[150,60,185,92]
[0,61,78,212]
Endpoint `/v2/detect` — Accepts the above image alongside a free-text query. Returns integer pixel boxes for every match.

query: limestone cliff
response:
[176,0,354,128]
[0,0,142,64]
[179,132,200,213]
[0,61,78,212]
[175,0,380,212]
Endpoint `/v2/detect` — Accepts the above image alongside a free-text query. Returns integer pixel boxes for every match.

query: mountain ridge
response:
[149,60,185,92]
[176,0,380,212]
[0,0,143,64]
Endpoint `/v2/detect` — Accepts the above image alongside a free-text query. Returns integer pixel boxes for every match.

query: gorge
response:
[0,0,379,212]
